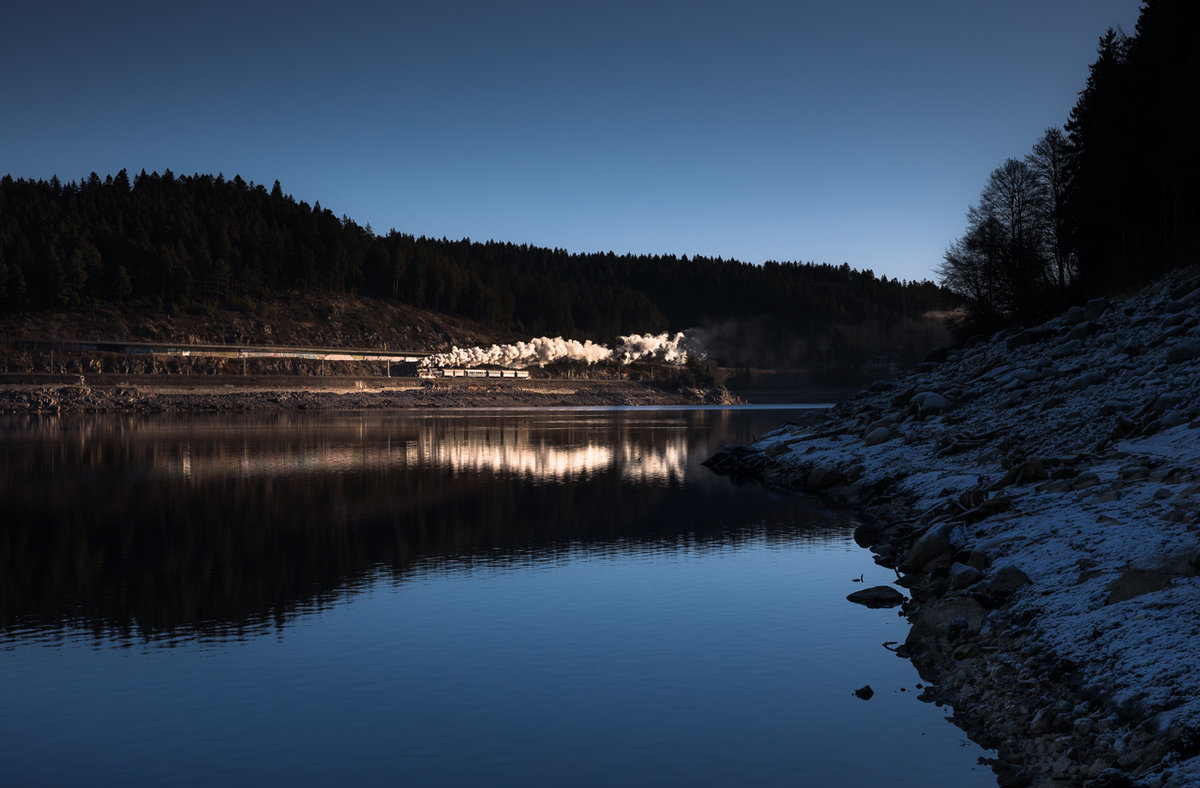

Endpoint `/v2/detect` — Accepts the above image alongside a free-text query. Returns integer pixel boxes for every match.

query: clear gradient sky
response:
[4,0,1141,282]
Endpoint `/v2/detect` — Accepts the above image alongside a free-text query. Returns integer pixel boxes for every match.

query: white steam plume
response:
[615,332,689,364]
[422,332,699,369]
[422,336,612,369]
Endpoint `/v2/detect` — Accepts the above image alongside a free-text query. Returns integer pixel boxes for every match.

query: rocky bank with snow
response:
[706,267,1200,787]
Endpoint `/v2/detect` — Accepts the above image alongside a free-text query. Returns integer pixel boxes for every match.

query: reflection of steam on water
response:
[619,439,687,485]
[423,439,614,481]
[421,332,696,369]
[168,424,691,485]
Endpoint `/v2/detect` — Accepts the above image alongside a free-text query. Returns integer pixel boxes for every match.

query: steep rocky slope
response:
[707,266,1200,787]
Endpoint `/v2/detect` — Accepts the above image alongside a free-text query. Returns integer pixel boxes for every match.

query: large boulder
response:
[1166,341,1200,364]
[762,440,789,458]
[1006,322,1059,349]
[910,391,950,418]
[1082,297,1109,322]
[1106,554,1198,604]
[1062,305,1087,326]
[1167,286,1200,312]
[807,465,847,490]
[971,565,1031,608]
[863,426,893,446]
[980,564,1031,595]
[852,520,887,548]
[948,562,983,589]
[1106,568,1174,604]
[905,597,988,651]
[1067,321,1099,341]
[904,522,954,572]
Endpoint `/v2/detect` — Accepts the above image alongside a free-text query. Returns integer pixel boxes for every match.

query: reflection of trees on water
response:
[0,411,845,643]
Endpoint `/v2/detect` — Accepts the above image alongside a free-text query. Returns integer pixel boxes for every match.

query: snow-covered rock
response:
[706,264,1200,786]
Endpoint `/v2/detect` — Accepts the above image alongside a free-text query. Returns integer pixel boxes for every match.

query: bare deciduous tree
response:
[940,157,1053,327]
[1027,127,1075,288]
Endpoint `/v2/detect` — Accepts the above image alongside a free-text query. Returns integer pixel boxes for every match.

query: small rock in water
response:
[846,585,905,608]
[854,685,874,700]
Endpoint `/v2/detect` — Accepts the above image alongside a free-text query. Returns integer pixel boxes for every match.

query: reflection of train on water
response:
[418,367,531,379]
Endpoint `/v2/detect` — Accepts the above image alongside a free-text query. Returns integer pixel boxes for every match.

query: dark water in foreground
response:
[0,407,994,786]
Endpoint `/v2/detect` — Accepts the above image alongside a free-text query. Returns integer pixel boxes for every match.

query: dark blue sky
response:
[4,0,1140,281]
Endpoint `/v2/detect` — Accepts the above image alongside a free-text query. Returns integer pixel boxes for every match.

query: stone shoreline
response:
[706,267,1200,787]
[0,377,741,414]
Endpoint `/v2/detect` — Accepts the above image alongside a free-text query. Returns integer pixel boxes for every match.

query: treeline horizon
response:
[0,169,950,371]
[941,0,1200,335]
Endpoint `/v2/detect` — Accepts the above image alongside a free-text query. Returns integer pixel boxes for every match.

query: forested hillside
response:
[0,171,950,371]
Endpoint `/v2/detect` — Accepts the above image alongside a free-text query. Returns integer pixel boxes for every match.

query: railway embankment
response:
[0,374,741,413]
[706,266,1200,787]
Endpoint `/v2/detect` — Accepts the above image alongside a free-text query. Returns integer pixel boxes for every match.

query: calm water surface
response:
[0,407,995,786]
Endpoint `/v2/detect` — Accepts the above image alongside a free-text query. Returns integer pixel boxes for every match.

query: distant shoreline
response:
[0,373,750,413]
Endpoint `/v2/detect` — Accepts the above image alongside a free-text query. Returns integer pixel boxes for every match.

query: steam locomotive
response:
[417,367,531,379]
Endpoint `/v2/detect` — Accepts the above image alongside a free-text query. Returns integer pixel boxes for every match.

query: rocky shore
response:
[705,267,1200,787]
[0,376,741,413]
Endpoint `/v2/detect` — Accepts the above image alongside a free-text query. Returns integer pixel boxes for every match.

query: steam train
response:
[418,367,531,379]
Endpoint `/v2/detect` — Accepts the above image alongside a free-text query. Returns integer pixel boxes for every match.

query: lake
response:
[0,407,995,786]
